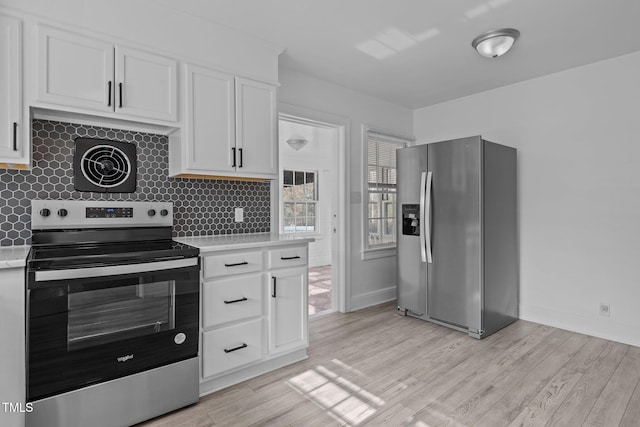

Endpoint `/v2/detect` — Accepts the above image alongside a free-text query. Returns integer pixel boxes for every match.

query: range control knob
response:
[58,208,68,217]
[147,209,156,217]
[40,208,51,217]
[174,333,186,345]
[160,209,169,217]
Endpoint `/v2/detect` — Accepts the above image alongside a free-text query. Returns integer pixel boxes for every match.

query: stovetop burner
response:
[28,200,199,271]
[28,240,199,270]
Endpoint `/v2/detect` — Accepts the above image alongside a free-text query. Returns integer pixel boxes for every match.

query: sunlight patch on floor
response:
[286,362,385,425]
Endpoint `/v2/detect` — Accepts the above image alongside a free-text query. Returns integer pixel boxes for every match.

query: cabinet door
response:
[115,46,178,122]
[235,77,277,176]
[38,26,114,113]
[184,64,235,173]
[0,14,22,162]
[268,267,308,355]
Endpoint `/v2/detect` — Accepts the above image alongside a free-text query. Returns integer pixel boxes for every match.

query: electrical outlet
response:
[234,207,244,222]
[599,303,610,317]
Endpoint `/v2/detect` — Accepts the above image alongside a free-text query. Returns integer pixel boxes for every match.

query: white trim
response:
[520,304,640,348]
[361,247,396,261]
[349,286,397,312]
[32,107,178,136]
[363,124,416,145]
[278,103,350,313]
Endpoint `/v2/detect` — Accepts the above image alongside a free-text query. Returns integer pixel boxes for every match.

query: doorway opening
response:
[277,109,346,316]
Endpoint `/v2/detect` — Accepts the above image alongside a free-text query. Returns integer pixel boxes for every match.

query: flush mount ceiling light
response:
[286,138,309,151]
[471,28,520,58]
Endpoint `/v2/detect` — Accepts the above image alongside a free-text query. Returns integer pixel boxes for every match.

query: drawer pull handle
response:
[280,255,301,260]
[272,276,277,298]
[224,261,248,267]
[224,297,248,304]
[224,343,248,353]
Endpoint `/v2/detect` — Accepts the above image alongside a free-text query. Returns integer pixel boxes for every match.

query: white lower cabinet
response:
[198,243,310,395]
[268,267,308,355]
[202,318,263,378]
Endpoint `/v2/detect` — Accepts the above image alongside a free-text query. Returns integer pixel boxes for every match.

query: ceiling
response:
[151,0,640,109]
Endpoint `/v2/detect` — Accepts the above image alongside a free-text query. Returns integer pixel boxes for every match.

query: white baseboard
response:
[349,286,396,312]
[520,304,640,348]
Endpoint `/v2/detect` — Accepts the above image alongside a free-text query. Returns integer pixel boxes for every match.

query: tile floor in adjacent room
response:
[308,265,331,315]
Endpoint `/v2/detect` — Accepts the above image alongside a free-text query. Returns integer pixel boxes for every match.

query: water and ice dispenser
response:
[401,204,420,236]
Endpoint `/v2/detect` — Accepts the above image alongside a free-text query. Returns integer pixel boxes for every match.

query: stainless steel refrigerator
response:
[397,136,517,338]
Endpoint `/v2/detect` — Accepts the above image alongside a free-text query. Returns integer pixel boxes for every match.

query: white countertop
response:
[175,233,314,252]
[0,245,30,269]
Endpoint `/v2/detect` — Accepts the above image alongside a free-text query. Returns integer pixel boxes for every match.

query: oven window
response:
[67,279,176,351]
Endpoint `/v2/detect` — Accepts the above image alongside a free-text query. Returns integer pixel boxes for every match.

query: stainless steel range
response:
[26,200,200,427]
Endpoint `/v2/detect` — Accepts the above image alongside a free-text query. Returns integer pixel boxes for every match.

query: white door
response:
[115,46,177,122]
[184,64,236,173]
[235,77,277,175]
[268,268,308,355]
[38,26,114,113]
[0,14,22,162]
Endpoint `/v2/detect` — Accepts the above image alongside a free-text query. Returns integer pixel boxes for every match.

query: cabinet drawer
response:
[268,246,308,269]
[203,274,262,328]
[203,250,262,279]
[202,319,263,378]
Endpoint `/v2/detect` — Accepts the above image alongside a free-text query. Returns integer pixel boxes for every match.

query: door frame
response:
[274,103,349,313]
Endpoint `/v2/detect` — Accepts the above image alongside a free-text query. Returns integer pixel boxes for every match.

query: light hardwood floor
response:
[138,302,640,426]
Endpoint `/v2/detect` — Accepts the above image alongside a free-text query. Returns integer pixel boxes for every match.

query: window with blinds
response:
[366,131,409,250]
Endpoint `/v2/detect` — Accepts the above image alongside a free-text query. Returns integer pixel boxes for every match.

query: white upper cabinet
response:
[37,26,114,113]
[235,77,277,176]
[170,64,277,179]
[184,64,236,173]
[0,13,25,164]
[115,46,178,122]
[37,26,177,122]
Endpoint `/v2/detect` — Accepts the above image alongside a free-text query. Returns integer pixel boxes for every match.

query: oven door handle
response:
[34,258,198,282]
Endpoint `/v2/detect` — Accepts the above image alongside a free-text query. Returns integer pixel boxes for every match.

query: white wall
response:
[278,68,413,311]
[0,0,280,83]
[414,51,640,347]
[279,120,335,267]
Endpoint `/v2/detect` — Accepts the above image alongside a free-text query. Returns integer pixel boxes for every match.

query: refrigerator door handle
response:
[419,172,427,263]
[425,171,433,263]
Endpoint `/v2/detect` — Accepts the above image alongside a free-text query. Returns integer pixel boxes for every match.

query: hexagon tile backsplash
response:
[0,120,271,246]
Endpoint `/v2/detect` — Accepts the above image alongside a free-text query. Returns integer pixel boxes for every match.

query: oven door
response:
[27,258,200,402]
